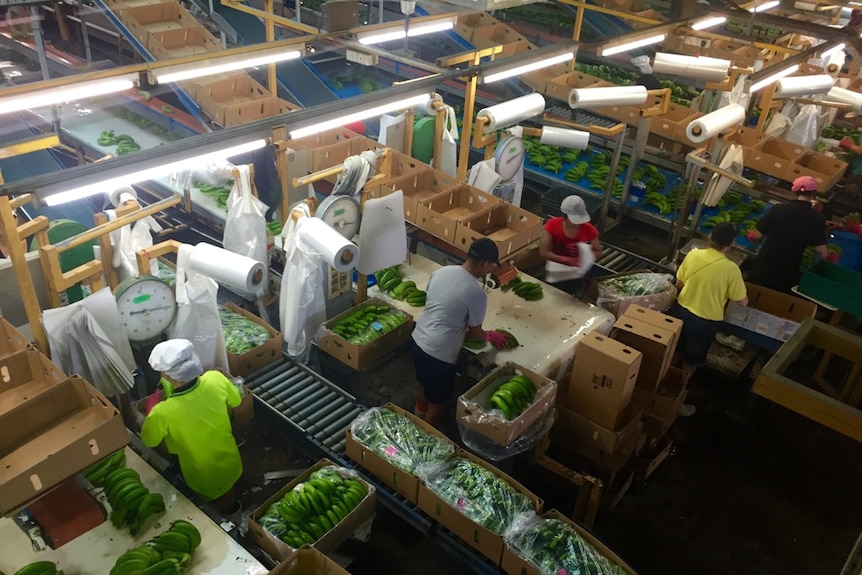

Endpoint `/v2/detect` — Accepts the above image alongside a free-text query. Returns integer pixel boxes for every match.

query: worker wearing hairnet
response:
[141,339,243,512]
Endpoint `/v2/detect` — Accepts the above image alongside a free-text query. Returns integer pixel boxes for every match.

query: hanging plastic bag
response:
[170,244,229,373]
[436,105,458,177]
[719,75,750,110]
[109,213,162,282]
[703,144,744,207]
[378,112,406,151]
[764,112,791,138]
[544,242,595,282]
[224,165,268,270]
[786,104,822,148]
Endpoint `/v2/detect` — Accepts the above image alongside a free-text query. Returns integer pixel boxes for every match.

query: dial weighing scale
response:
[491,135,526,204]
[315,194,361,239]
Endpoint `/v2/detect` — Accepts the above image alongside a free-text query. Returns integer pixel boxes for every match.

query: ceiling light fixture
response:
[357,17,456,45]
[749,63,800,92]
[749,1,780,13]
[599,34,666,57]
[153,47,303,84]
[289,92,432,139]
[481,47,576,84]
[690,16,727,31]
[0,77,136,116]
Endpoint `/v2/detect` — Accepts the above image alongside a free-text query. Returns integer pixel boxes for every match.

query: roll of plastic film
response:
[685,104,746,143]
[774,74,834,97]
[826,86,862,113]
[540,127,590,149]
[476,93,546,132]
[652,53,730,83]
[569,85,648,109]
[188,242,268,293]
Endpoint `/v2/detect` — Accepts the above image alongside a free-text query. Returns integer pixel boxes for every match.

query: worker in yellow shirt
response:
[671,222,748,382]
[142,339,243,514]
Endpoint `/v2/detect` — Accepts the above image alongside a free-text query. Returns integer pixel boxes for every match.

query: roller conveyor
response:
[595,243,673,275]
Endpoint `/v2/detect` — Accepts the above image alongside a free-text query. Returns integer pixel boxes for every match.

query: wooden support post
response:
[573,0,585,42]
[404,108,415,160]
[756,83,777,132]
[136,239,183,276]
[264,0,277,96]
[94,199,142,290]
[273,126,291,224]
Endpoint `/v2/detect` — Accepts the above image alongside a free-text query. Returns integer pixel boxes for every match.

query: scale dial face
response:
[494,135,526,182]
[316,194,361,238]
[115,276,177,342]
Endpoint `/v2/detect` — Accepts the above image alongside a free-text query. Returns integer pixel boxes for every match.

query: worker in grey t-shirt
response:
[411,238,509,427]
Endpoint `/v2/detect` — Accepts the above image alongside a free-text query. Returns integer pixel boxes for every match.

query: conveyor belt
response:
[595,243,672,274]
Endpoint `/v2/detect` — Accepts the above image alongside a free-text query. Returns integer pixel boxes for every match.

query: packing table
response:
[0,448,267,575]
[367,252,616,382]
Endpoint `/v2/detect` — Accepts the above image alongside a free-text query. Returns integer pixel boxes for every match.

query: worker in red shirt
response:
[539,195,602,294]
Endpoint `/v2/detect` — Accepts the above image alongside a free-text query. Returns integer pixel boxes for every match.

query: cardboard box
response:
[192,74,270,126]
[223,303,282,377]
[456,363,557,447]
[632,366,689,420]
[551,415,641,476]
[318,298,414,370]
[416,185,500,243]
[723,282,816,341]
[0,376,128,514]
[232,385,255,428]
[311,139,379,173]
[611,316,675,392]
[122,1,198,46]
[0,318,29,361]
[623,304,682,359]
[417,450,542,565]
[453,203,544,259]
[501,509,637,575]
[345,402,456,504]
[223,97,296,128]
[248,458,377,561]
[556,403,643,453]
[746,137,806,180]
[641,410,676,443]
[269,546,353,575]
[543,70,606,103]
[0,349,66,414]
[148,26,221,58]
[566,332,642,430]
[368,169,458,223]
[789,152,848,194]
[631,435,673,480]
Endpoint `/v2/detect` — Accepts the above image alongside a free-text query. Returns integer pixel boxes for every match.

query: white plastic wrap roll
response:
[826,86,862,113]
[415,92,443,116]
[827,50,846,74]
[476,93,545,132]
[109,186,137,207]
[187,242,267,293]
[298,217,360,272]
[685,104,746,143]
[569,86,647,109]
[652,53,730,82]
[540,127,590,149]
[774,74,834,97]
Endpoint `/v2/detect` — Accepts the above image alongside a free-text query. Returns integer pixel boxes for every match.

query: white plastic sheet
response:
[703,144,744,207]
[437,105,458,177]
[108,211,162,282]
[786,104,822,148]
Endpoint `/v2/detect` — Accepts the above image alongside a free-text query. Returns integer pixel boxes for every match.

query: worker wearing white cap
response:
[747,175,830,293]
[631,55,661,90]
[539,195,602,295]
[141,339,243,513]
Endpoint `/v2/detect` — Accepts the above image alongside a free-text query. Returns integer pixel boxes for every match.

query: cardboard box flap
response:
[269,546,353,575]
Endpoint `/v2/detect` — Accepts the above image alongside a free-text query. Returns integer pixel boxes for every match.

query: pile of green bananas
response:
[9,561,63,575]
[267,220,283,236]
[110,520,201,575]
[375,266,426,307]
[587,164,611,191]
[259,466,367,549]
[564,161,589,183]
[85,451,165,534]
[644,192,673,215]
[702,200,766,230]
[504,277,543,301]
[490,375,536,420]
[561,148,580,164]
[97,131,142,155]
[192,180,233,210]
[330,304,408,345]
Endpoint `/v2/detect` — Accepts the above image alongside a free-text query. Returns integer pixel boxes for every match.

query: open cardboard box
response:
[501,509,637,575]
[269,546,353,575]
[543,70,606,103]
[457,362,557,447]
[652,104,699,143]
[248,458,377,562]
[0,349,66,414]
[366,169,457,223]
[345,402,456,504]
[746,137,807,179]
[724,282,816,342]
[148,26,221,58]
[223,97,296,128]
[453,203,544,259]
[0,318,30,361]
[122,1,198,47]
[192,74,271,126]
[556,403,643,454]
[0,376,128,514]
[311,138,379,173]
[789,151,848,191]
[632,366,689,420]
[417,449,543,565]
[223,302,282,377]
[416,185,500,243]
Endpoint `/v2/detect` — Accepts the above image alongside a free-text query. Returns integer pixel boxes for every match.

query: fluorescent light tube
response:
[822,43,845,58]
[599,34,665,57]
[154,50,302,84]
[482,52,574,84]
[44,139,267,206]
[749,1,779,12]
[289,93,431,139]
[0,78,135,116]
[357,18,455,45]
[691,16,727,31]
[749,64,799,92]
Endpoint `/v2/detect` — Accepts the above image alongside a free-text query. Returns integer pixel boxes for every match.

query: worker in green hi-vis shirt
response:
[142,339,243,514]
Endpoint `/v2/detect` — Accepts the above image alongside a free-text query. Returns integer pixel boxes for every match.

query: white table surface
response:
[367,252,615,382]
[0,448,267,575]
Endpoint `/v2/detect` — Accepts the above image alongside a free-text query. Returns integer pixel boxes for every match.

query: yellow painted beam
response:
[0,135,60,160]
[222,0,319,35]
[558,0,662,26]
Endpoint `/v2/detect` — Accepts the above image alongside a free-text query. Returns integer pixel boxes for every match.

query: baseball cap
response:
[561,195,591,225]
[467,238,499,266]
[791,175,818,194]
[711,222,737,248]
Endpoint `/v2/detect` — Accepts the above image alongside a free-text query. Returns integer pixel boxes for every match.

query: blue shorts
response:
[669,303,721,367]
[410,339,458,404]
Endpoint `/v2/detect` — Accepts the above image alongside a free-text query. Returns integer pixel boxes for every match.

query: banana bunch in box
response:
[110,520,201,575]
[375,266,426,307]
[10,562,63,575]
[490,375,537,420]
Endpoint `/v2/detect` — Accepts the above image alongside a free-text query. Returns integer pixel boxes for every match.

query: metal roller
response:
[316,408,362,443]
[290,391,341,423]
[307,403,356,434]
[271,376,317,404]
[282,385,332,413]
[258,369,306,398]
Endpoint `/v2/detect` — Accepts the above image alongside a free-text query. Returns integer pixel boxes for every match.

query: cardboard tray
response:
[0,376,128,514]
[746,137,807,180]
[345,402,457,504]
[417,450,543,565]
[148,26,221,58]
[543,70,607,103]
[0,349,67,414]
[318,298,414,371]
[0,318,31,361]
[248,458,377,562]
[789,151,848,192]
[416,185,500,244]
[269,546,354,575]
[223,97,296,128]
[367,169,459,223]
[223,303,282,378]
[457,363,557,447]
[122,1,199,47]
[501,509,638,575]
[453,203,544,259]
[192,74,271,126]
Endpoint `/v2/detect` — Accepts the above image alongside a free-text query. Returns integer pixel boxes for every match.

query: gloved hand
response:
[840,137,855,150]
[826,251,840,263]
[557,256,580,268]
[485,330,509,350]
[746,230,762,242]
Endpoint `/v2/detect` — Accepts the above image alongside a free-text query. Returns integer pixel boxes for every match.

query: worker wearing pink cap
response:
[747,175,829,293]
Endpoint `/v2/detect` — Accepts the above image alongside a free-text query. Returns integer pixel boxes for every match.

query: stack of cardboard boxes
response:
[554,305,687,500]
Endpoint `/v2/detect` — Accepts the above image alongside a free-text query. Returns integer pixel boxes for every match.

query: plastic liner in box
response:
[350,407,455,472]
[315,303,411,346]
[596,272,677,315]
[457,408,556,462]
[219,305,274,354]
[418,456,537,535]
[505,512,629,575]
